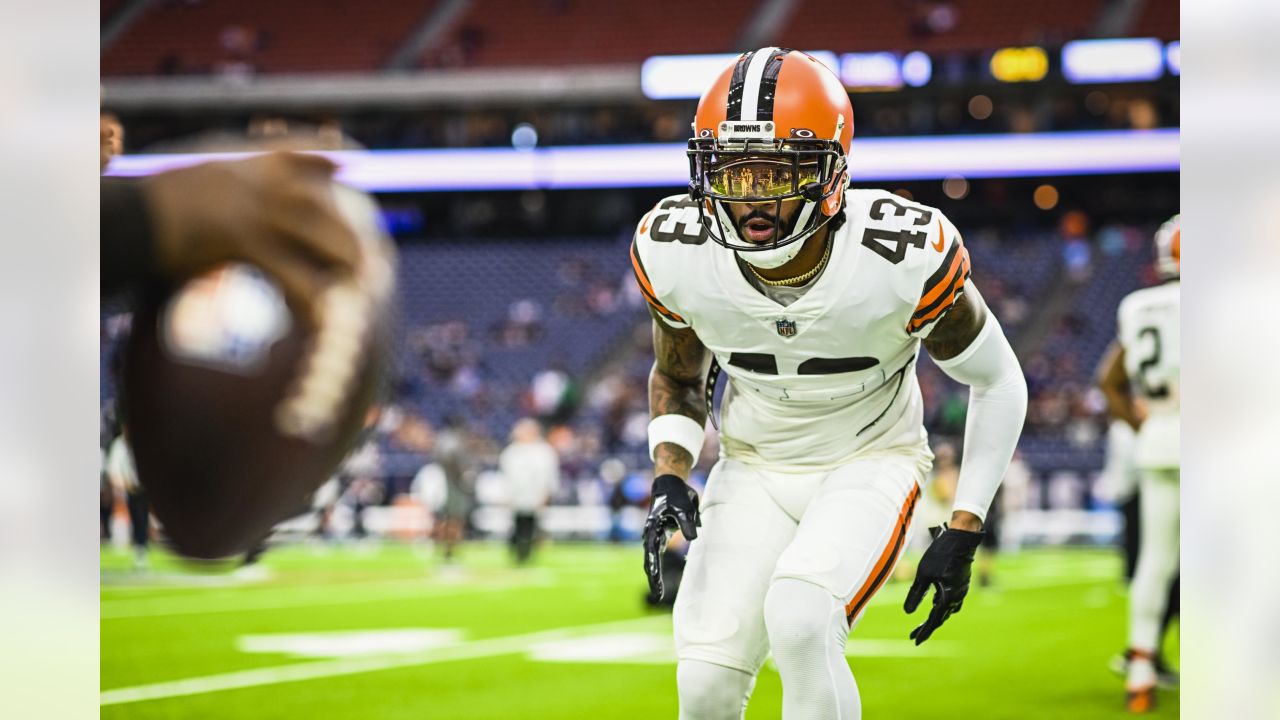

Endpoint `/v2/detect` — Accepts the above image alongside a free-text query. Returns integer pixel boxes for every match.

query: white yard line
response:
[101,616,666,706]
[101,574,555,620]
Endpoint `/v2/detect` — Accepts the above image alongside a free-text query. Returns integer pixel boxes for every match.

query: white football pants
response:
[1128,467,1180,652]
[673,453,925,720]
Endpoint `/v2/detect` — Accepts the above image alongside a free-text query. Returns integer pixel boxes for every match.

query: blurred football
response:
[122,184,397,559]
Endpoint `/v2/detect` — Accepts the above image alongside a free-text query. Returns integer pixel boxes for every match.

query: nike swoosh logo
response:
[932,220,945,252]
[639,210,655,236]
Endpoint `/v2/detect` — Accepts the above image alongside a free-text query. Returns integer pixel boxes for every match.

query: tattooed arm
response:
[648,307,710,480]
[921,285,988,361]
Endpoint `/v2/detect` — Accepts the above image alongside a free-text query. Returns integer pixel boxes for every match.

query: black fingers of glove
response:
[904,524,985,645]
[642,504,669,600]
[652,474,701,541]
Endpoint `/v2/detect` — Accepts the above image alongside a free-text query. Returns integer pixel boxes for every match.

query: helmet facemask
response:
[688,130,847,269]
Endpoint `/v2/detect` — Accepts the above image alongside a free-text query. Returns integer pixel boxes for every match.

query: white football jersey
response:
[631,189,973,472]
[1117,281,1180,469]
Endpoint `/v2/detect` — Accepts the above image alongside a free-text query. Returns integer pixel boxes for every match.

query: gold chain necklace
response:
[747,236,832,287]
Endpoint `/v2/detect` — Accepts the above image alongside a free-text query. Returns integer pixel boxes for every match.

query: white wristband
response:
[648,414,707,463]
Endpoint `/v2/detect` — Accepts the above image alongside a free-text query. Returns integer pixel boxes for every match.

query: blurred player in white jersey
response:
[1096,409,1180,689]
[633,48,1028,719]
[104,428,149,569]
[1097,215,1180,713]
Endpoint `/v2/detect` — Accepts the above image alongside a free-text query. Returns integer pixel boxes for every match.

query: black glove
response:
[643,474,701,602]
[904,524,985,645]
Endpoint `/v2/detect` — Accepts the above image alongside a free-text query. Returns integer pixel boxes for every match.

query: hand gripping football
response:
[122,184,397,559]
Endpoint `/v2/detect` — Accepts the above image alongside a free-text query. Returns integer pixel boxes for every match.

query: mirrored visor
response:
[705,158,820,199]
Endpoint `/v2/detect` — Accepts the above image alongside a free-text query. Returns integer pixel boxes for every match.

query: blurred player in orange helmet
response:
[634,48,1028,719]
[1097,214,1181,713]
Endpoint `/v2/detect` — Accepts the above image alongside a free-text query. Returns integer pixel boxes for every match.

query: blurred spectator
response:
[495,299,544,348]
[909,1,959,38]
[338,434,383,538]
[1060,210,1093,282]
[433,416,475,562]
[215,24,260,80]
[498,419,560,564]
[530,362,577,424]
[600,457,630,542]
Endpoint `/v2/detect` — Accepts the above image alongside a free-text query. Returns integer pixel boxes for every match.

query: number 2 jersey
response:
[1117,280,1180,469]
[631,189,972,473]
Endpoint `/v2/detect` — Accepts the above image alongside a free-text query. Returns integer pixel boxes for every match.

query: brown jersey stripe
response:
[845,484,921,625]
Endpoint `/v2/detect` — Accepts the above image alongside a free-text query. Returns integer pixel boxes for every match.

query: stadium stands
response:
[102,0,1149,76]
[101,0,124,22]
[101,0,437,75]
[420,0,758,67]
[731,0,1100,55]
[393,238,640,437]
[1015,224,1152,473]
[1130,0,1180,40]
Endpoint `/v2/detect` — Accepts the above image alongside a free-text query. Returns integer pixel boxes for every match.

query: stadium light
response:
[1166,41,1180,77]
[989,47,1049,82]
[1062,38,1165,83]
[106,129,1180,191]
[840,52,903,90]
[640,51,839,99]
[901,51,932,87]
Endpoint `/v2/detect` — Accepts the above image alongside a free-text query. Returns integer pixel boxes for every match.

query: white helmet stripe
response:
[739,46,779,121]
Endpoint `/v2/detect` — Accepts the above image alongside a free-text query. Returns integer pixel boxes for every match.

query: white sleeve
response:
[931,313,1028,522]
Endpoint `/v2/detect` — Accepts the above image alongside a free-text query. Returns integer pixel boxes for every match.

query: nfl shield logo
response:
[775,319,797,337]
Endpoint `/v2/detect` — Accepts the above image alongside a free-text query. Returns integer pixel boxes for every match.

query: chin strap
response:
[735,243,803,270]
[744,234,832,286]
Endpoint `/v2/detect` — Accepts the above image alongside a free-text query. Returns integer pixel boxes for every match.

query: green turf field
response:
[101,542,1178,719]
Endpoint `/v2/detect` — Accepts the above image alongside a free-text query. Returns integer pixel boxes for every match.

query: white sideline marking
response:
[100,617,667,706]
[526,633,954,666]
[526,632,673,664]
[101,573,554,619]
[237,628,465,659]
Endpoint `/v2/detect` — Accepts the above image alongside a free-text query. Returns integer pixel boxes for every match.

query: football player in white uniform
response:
[1097,215,1180,713]
[632,48,1028,720]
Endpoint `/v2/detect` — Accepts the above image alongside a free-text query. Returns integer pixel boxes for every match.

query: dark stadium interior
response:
[101,0,1179,551]
[99,1,1186,716]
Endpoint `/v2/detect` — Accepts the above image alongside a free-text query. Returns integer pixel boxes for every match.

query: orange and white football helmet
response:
[1154,214,1180,279]
[687,48,854,268]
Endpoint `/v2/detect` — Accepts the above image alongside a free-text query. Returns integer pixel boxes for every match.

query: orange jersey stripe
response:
[629,242,657,298]
[908,255,970,332]
[630,241,686,324]
[915,241,968,313]
[845,483,921,625]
